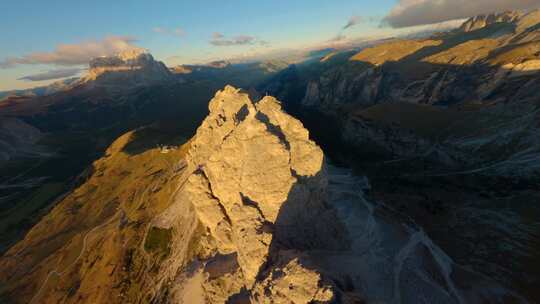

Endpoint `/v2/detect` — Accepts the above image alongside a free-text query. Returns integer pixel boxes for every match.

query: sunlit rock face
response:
[83,49,172,85]
[152,86,347,303]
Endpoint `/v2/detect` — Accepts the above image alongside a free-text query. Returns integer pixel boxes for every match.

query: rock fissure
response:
[240,193,267,222]
[197,168,234,228]
[255,111,292,150]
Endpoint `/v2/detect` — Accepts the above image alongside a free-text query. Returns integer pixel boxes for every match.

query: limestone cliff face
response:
[149,86,347,302]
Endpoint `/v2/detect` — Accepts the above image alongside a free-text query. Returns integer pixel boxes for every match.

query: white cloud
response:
[383,0,540,28]
[18,68,82,81]
[1,36,141,68]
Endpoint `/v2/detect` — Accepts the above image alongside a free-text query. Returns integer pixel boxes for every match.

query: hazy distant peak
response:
[84,49,172,84]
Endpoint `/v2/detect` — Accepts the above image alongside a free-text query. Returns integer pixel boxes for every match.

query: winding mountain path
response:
[29,209,122,304]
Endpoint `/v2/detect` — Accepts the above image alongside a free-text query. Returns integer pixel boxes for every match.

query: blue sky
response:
[0,0,399,90]
[1,0,537,90]
[0,0,394,55]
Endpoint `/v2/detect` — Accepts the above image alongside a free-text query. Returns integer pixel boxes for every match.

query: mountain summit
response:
[82,49,172,85]
[152,86,345,302]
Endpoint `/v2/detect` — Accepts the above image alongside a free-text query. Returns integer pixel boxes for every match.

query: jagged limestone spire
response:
[153,85,343,302]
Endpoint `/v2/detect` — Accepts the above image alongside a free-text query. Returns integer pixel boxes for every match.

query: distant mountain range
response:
[0,77,80,101]
[262,9,540,178]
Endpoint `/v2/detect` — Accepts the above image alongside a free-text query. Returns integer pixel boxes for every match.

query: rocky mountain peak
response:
[116,48,151,61]
[149,85,348,302]
[188,85,325,178]
[88,48,151,68]
[83,48,172,84]
[459,10,524,32]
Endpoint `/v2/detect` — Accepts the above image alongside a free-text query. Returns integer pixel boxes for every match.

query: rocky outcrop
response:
[148,86,347,302]
[146,86,521,303]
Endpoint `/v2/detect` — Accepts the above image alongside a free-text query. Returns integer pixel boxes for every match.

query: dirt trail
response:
[28,209,121,304]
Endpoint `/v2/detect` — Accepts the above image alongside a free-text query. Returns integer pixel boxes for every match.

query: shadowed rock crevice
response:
[255,111,292,150]
[240,193,267,223]
[235,104,250,124]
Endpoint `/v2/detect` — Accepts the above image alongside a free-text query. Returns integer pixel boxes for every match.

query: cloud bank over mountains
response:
[0,36,141,68]
[18,68,82,82]
[384,0,540,28]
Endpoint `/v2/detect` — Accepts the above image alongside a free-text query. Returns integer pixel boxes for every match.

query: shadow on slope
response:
[122,122,192,156]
